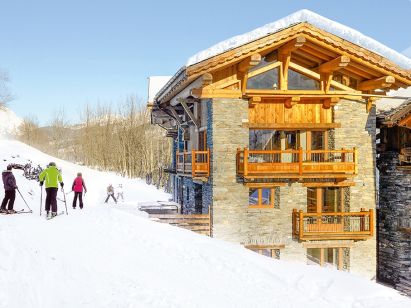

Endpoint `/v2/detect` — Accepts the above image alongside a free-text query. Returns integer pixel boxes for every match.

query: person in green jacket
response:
[39,162,64,218]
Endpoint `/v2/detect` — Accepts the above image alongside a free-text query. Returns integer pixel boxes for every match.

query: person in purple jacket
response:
[0,165,18,214]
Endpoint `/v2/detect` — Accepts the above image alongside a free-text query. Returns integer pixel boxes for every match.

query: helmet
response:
[49,162,56,167]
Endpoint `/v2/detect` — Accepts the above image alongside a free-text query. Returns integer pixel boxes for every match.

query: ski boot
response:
[0,208,7,214]
[7,209,17,214]
[46,211,50,218]
[51,212,57,218]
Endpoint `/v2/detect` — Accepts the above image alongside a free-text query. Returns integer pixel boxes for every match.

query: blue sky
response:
[1,0,411,124]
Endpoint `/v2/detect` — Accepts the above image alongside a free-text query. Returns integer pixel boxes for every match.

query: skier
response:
[105,184,117,204]
[116,183,124,202]
[39,162,64,218]
[72,172,87,209]
[0,165,18,214]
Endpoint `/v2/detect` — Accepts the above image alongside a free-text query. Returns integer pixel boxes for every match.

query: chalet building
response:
[149,10,411,279]
[377,96,411,294]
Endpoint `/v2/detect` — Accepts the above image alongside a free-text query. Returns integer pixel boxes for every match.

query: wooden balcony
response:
[176,150,210,178]
[236,148,357,179]
[292,209,374,241]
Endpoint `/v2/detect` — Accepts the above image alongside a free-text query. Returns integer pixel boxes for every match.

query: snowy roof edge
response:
[186,9,411,70]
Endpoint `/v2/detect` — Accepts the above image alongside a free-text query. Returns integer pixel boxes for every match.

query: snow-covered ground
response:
[0,139,410,308]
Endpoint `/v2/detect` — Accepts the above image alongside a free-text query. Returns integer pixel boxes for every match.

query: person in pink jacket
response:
[72,172,87,209]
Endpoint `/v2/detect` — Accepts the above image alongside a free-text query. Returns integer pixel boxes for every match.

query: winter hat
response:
[49,162,56,167]
[77,172,82,177]
[6,165,12,170]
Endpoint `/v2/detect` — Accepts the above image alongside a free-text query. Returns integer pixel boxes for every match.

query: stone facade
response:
[333,100,377,279]
[209,98,377,279]
[378,152,411,295]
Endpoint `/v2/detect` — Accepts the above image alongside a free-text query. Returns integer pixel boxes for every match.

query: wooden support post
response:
[238,54,262,93]
[366,97,376,113]
[244,148,249,177]
[369,209,374,236]
[180,99,200,127]
[278,36,306,90]
[320,248,325,267]
[353,147,358,175]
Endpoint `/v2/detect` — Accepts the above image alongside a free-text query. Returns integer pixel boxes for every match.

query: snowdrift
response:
[0,139,409,308]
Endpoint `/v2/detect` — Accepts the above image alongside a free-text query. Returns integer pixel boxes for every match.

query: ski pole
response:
[17,188,32,212]
[62,187,68,215]
[40,186,43,216]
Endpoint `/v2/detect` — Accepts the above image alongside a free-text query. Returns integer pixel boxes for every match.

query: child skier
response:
[116,183,124,202]
[105,184,117,204]
[0,165,18,214]
[39,162,64,218]
[72,172,87,209]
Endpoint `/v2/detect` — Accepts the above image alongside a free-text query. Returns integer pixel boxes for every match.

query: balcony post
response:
[341,147,345,162]
[299,210,304,240]
[369,209,374,236]
[298,147,303,175]
[207,148,210,177]
[244,147,249,177]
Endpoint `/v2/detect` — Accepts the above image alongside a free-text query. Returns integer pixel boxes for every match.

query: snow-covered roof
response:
[187,9,411,69]
[377,87,411,114]
[147,76,172,103]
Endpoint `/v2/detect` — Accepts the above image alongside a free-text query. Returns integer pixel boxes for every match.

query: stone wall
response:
[334,100,377,279]
[208,98,376,279]
[378,152,411,295]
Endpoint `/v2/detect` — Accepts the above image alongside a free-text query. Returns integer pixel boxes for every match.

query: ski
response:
[0,209,33,215]
[45,211,65,220]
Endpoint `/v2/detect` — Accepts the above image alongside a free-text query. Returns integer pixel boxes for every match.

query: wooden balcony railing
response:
[292,209,374,241]
[176,149,210,178]
[237,148,357,178]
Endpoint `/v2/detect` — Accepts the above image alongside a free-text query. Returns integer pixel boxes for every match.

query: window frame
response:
[248,187,276,209]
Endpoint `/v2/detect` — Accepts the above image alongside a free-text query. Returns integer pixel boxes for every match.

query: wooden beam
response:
[244,183,287,188]
[200,73,213,87]
[247,61,281,79]
[318,56,350,73]
[248,123,341,129]
[179,99,200,127]
[238,53,262,73]
[284,96,300,109]
[278,36,306,56]
[248,96,261,108]
[191,88,242,99]
[358,76,396,91]
[302,182,355,187]
[167,107,183,125]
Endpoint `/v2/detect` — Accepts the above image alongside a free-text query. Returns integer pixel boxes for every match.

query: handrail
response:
[176,149,210,177]
[292,209,374,240]
[237,147,357,177]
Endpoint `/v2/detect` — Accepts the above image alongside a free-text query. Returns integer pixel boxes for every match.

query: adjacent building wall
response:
[378,152,411,295]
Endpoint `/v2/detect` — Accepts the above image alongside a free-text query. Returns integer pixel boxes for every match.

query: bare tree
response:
[0,70,13,108]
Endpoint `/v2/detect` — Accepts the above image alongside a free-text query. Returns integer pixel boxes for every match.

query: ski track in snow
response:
[0,139,410,308]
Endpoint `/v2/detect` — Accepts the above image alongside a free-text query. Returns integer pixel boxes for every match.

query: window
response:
[247,69,279,89]
[306,187,343,213]
[288,69,320,90]
[307,247,348,270]
[248,187,277,208]
[249,130,281,150]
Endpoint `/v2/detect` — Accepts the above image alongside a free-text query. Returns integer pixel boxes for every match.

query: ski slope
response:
[0,140,410,308]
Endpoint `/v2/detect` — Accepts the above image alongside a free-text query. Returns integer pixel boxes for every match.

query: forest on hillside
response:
[17,96,172,190]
